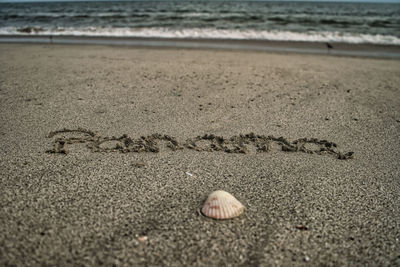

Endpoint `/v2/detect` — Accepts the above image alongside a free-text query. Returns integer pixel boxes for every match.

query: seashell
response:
[137,236,148,242]
[201,190,245,219]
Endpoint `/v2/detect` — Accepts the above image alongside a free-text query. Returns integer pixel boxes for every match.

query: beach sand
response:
[0,43,399,266]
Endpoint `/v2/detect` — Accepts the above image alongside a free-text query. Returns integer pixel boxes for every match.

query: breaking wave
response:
[1,26,400,45]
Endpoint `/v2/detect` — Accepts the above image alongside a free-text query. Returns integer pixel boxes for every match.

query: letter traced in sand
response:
[46,128,354,160]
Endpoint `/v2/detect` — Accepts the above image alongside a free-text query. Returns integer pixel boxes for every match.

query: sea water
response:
[0,1,399,45]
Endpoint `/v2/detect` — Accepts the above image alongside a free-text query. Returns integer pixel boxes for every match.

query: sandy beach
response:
[0,43,399,266]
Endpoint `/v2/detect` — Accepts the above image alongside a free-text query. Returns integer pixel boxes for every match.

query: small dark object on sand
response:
[296,225,309,231]
[326,43,334,54]
[132,161,146,168]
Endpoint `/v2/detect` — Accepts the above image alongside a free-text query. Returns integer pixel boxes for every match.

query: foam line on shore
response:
[2,27,400,46]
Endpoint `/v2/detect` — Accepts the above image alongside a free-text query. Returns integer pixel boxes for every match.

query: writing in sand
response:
[46,128,354,160]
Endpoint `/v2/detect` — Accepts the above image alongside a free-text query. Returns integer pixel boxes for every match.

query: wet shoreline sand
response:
[1,35,400,59]
[0,43,399,266]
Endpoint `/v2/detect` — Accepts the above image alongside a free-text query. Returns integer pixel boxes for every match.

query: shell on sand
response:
[201,190,245,219]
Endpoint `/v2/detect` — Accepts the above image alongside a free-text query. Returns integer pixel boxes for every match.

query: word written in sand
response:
[46,128,354,160]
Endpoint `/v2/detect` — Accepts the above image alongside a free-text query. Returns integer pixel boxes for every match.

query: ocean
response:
[1,1,400,45]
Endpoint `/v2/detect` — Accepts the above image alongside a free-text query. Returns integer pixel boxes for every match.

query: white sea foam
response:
[1,27,399,45]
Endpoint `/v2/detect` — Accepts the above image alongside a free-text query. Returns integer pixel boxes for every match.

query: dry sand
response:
[0,43,399,266]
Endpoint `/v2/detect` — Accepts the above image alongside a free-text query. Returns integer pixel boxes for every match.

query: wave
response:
[1,26,400,45]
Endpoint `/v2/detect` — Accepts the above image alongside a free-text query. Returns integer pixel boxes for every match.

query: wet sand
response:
[0,43,399,266]
[2,35,400,59]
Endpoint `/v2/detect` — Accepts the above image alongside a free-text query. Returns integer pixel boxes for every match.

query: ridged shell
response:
[201,190,245,219]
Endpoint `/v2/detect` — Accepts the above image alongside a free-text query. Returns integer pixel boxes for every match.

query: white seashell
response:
[138,236,148,242]
[201,190,245,219]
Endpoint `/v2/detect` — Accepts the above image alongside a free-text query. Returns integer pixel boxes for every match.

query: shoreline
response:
[1,35,400,59]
